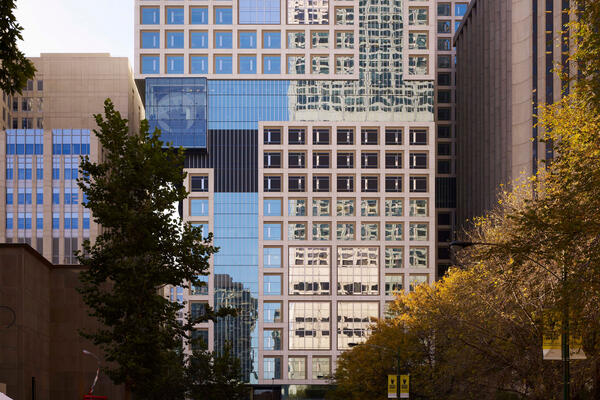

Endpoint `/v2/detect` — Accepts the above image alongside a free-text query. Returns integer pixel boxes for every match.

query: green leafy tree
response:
[0,0,36,94]
[77,99,222,399]
[186,342,249,400]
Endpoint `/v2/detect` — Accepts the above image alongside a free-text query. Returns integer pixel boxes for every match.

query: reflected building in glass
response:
[135,0,438,394]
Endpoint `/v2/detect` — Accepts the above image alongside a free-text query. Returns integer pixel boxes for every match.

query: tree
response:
[77,99,221,399]
[186,342,249,400]
[0,0,36,95]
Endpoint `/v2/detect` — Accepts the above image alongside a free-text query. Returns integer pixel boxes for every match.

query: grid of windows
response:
[289,247,330,295]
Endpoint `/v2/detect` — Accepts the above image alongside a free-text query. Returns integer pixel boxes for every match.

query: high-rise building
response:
[454,0,571,225]
[135,0,438,395]
[0,53,144,263]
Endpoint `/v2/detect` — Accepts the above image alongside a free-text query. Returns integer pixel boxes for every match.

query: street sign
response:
[542,314,586,360]
[388,375,398,399]
[400,375,410,399]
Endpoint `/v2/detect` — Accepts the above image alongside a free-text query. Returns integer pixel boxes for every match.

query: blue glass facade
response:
[213,193,259,383]
[146,78,208,148]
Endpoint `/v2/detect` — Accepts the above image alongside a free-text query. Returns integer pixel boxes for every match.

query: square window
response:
[190,31,209,48]
[264,329,282,350]
[141,55,160,74]
[287,31,306,49]
[264,275,282,295]
[215,8,233,24]
[264,223,282,240]
[264,199,282,216]
[287,55,306,74]
[288,223,307,240]
[190,55,208,74]
[166,55,184,74]
[166,31,184,48]
[264,55,281,74]
[288,199,307,216]
[263,31,281,49]
[239,31,257,49]
[311,55,329,74]
[361,223,379,240]
[141,7,160,24]
[288,357,306,380]
[166,7,184,24]
[385,223,403,241]
[190,7,208,24]
[335,55,354,74]
[141,31,160,49]
[264,301,283,323]
[264,247,282,268]
[215,31,233,48]
[215,55,233,74]
[190,199,209,216]
[239,55,257,74]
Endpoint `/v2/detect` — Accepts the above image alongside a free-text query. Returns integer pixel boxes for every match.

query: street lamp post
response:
[348,342,403,399]
[449,240,570,400]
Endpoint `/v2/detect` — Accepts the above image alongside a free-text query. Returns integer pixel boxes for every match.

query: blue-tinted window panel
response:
[141,31,160,48]
[215,8,233,24]
[263,223,281,240]
[191,199,209,216]
[166,7,184,24]
[52,213,59,229]
[191,31,209,48]
[141,55,160,74]
[6,214,13,230]
[263,56,281,74]
[215,56,233,74]
[239,32,257,48]
[141,7,160,24]
[455,4,468,16]
[264,275,282,295]
[166,55,184,74]
[6,190,12,205]
[263,199,281,216]
[239,0,280,24]
[263,247,281,268]
[190,56,209,74]
[191,7,209,24]
[166,31,184,48]
[263,32,281,49]
[215,32,233,48]
[455,21,461,31]
[239,56,257,74]
[146,78,208,148]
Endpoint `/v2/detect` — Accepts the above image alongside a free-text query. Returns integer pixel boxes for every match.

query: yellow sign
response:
[400,374,410,399]
[388,375,397,398]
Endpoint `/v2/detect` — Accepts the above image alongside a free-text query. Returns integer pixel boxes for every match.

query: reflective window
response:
[335,56,354,74]
[287,31,305,48]
[190,31,209,48]
[141,7,160,24]
[288,357,306,379]
[264,357,282,379]
[437,3,451,16]
[312,199,330,216]
[264,175,282,192]
[336,223,355,240]
[437,38,451,51]
[191,275,209,295]
[215,31,233,48]
[288,199,306,216]
[312,357,331,380]
[190,199,209,216]
[311,31,329,48]
[264,329,282,350]
[311,55,329,74]
[336,199,355,216]
[335,7,354,25]
[409,199,428,216]
[337,302,378,349]
[335,31,354,49]
[239,0,280,24]
[263,31,281,48]
[385,223,403,241]
[141,55,160,74]
[287,55,306,74]
[264,274,282,295]
[409,247,428,268]
[289,247,330,295]
[385,275,403,295]
[215,56,233,74]
[409,223,428,241]
[190,56,208,74]
[239,31,257,48]
[409,56,428,75]
[408,32,428,49]
[455,3,468,17]
[190,7,208,24]
[408,7,428,25]
[239,55,257,74]
[166,7,184,24]
[264,247,282,268]
[337,247,379,295]
[264,223,282,240]
[385,199,403,217]
[191,330,209,351]
[215,7,233,24]
[264,301,283,323]
[288,0,329,24]
[263,55,281,74]
[288,222,307,240]
[264,199,282,216]
[361,223,379,240]
[312,223,331,241]
[288,302,330,349]
[141,31,160,48]
[361,199,378,216]
[166,55,184,74]
[409,275,428,291]
[386,247,403,269]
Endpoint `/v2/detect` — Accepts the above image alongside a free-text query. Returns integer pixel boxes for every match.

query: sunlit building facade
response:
[135,0,437,395]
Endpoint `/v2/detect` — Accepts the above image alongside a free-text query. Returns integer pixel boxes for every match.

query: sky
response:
[15,0,134,64]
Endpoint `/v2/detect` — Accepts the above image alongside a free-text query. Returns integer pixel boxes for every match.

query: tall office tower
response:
[136,0,438,396]
[434,1,469,276]
[454,0,572,225]
[0,53,144,264]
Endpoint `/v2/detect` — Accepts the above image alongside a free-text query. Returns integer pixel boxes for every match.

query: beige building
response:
[0,53,144,264]
[454,0,572,225]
